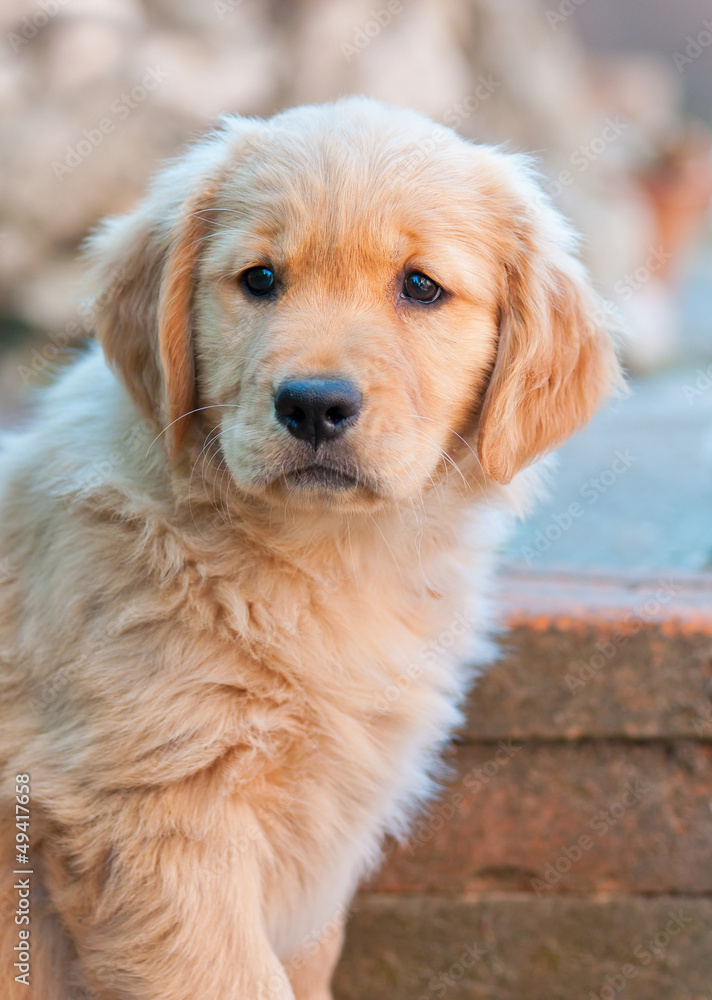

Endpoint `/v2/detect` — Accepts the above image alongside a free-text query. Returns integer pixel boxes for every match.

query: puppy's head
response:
[88,99,623,511]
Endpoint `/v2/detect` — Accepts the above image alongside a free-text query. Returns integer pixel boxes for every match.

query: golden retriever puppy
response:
[0,98,621,999]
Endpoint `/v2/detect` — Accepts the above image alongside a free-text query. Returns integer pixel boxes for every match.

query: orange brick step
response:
[335,570,712,999]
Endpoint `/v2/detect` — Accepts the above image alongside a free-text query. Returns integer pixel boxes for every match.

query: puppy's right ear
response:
[85,135,235,455]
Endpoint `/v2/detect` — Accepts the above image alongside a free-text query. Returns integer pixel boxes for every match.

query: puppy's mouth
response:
[282,463,360,492]
[250,451,384,504]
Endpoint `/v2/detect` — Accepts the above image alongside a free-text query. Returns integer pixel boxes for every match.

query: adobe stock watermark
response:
[52,67,169,182]
[587,296,626,338]
[17,264,129,386]
[44,419,153,503]
[198,781,316,885]
[682,363,712,405]
[405,740,522,855]
[520,449,637,564]
[257,903,353,999]
[415,941,487,999]
[13,773,32,987]
[545,0,587,31]
[282,902,352,985]
[0,557,15,584]
[673,19,712,73]
[371,606,477,716]
[400,79,500,176]
[563,579,679,693]
[341,0,404,62]
[17,319,84,386]
[6,0,70,54]
[693,702,712,737]
[531,778,650,895]
[441,80,502,130]
[588,909,693,1000]
[539,115,628,204]
[30,598,150,714]
[213,0,243,19]
[613,246,671,301]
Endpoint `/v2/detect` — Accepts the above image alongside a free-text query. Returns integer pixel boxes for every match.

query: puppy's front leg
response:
[44,800,294,1000]
[287,910,345,1000]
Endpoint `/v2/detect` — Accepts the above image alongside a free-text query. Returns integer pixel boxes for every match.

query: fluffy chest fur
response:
[0,355,509,963]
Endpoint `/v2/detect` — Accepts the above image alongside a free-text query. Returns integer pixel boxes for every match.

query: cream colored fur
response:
[0,98,622,999]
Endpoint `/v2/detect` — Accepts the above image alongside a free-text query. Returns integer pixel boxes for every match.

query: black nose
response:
[274,378,362,449]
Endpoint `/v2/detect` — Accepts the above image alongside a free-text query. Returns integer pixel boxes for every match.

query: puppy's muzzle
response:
[274,378,362,450]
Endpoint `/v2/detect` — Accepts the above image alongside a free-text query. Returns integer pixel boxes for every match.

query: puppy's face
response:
[91,100,622,512]
[196,120,502,510]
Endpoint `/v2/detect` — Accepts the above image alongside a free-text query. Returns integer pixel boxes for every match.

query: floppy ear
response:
[477,171,625,485]
[157,189,217,454]
[85,145,227,456]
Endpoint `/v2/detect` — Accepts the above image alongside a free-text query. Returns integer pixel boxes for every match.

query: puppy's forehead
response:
[211,112,492,273]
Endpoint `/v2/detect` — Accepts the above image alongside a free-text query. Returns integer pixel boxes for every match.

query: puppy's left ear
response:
[477,167,625,484]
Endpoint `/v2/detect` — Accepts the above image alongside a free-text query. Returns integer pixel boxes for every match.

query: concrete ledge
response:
[463,570,712,740]
[335,895,712,1000]
[499,570,712,633]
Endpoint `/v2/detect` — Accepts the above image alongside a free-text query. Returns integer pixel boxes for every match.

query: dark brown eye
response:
[402,271,441,303]
[243,266,276,297]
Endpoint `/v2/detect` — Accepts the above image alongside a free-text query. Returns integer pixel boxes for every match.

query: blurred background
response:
[0,0,710,573]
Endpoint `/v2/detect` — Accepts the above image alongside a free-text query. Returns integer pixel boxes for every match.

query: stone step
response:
[334,894,712,1000]
[334,570,712,996]
[363,570,709,896]
[465,570,712,742]
[374,739,712,896]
